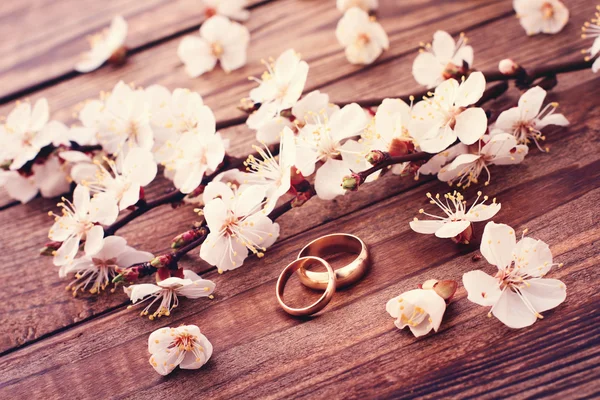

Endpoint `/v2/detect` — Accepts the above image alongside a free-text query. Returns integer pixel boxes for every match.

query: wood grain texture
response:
[0,0,269,101]
[1,0,599,398]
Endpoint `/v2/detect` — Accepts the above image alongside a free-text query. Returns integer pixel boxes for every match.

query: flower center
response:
[356,32,371,47]
[541,2,555,19]
[211,42,224,58]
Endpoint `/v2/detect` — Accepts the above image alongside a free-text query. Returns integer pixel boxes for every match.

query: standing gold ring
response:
[296,233,369,290]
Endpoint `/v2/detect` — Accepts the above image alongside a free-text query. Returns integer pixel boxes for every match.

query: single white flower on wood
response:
[411,72,488,153]
[513,0,569,36]
[148,325,213,376]
[336,7,389,65]
[202,0,249,21]
[463,222,566,329]
[75,16,128,73]
[126,270,216,319]
[412,31,473,89]
[495,86,569,151]
[410,191,501,244]
[386,289,447,337]
[178,16,250,77]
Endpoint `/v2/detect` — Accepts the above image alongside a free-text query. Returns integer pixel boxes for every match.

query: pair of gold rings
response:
[276,233,369,316]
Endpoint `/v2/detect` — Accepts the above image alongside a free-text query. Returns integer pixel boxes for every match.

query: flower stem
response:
[356,152,433,185]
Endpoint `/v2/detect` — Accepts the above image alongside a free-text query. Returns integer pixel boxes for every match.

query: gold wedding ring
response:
[276,256,336,316]
[296,233,369,290]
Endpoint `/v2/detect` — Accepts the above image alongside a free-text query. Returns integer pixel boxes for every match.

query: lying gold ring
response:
[296,233,369,290]
[276,256,336,316]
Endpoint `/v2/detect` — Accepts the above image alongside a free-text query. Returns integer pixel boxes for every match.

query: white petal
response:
[462,270,502,306]
[84,225,104,256]
[412,52,444,88]
[480,222,516,269]
[203,197,229,231]
[122,148,157,186]
[454,107,487,145]
[519,86,546,121]
[435,220,470,238]
[53,234,81,267]
[88,193,119,225]
[29,98,50,132]
[329,103,369,142]
[234,185,267,216]
[454,71,486,108]
[512,237,553,277]
[467,202,501,222]
[177,279,216,298]
[409,219,445,234]
[431,30,456,62]
[537,113,569,129]
[520,278,566,313]
[314,159,348,200]
[492,289,538,329]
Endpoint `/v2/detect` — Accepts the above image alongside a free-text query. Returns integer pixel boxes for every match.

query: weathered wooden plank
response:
[0,0,597,352]
[0,0,269,101]
[0,74,598,397]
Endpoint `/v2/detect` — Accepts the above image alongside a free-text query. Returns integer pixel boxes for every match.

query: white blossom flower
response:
[412,31,473,89]
[249,49,309,113]
[1,98,51,170]
[166,128,226,194]
[363,98,415,175]
[295,103,369,200]
[513,0,569,36]
[437,132,529,188]
[178,16,250,77]
[410,191,500,243]
[48,185,119,266]
[495,86,569,150]
[75,15,128,73]
[581,9,600,73]
[337,0,378,12]
[148,325,213,376]
[79,148,157,210]
[463,222,566,329]
[125,270,216,319]
[336,7,389,65]
[200,183,279,271]
[146,86,217,162]
[411,72,488,153]
[95,81,154,156]
[71,100,104,146]
[417,143,468,178]
[244,126,297,213]
[386,289,447,337]
[61,235,153,294]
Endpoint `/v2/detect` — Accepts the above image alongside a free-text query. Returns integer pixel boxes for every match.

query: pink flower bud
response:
[39,241,62,256]
[341,173,361,191]
[171,229,204,249]
[150,254,175,269]
[366,150,387,165]
[498,59,519,75]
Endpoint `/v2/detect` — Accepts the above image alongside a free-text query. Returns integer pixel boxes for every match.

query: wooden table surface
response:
[1,0,599,398]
